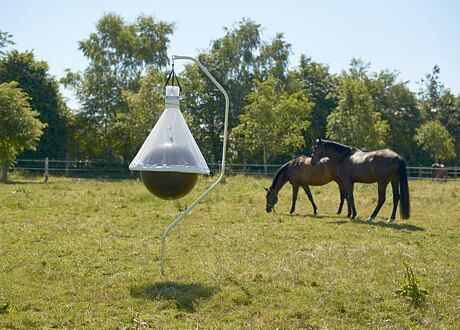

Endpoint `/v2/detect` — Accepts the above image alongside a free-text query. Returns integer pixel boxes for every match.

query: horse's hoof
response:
[366,217,374,223]
[386,218,395,224]
[288,212,294,215]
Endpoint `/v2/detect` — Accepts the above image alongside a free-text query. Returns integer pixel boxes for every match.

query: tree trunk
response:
[263,143,268,175]
[1,158,8,183]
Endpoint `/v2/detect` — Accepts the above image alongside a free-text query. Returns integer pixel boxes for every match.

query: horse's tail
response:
[398,158,410,219]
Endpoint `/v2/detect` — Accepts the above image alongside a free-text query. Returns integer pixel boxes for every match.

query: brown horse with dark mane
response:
[431,163,448,180]
[265,155,349,216]
[311,138,410,222]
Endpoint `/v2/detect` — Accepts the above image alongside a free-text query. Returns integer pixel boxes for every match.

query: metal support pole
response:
[160,55,229,275]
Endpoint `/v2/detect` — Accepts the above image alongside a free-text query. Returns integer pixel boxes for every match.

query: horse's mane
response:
[322,139,355,154]
[270,161,291,190]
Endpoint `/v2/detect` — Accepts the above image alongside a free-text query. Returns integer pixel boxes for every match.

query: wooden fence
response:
[11,158,460,180]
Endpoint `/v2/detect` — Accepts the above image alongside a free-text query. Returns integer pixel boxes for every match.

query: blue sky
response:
[1,0,459,106]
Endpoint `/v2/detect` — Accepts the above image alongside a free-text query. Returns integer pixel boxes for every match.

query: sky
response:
[1,0,459,107]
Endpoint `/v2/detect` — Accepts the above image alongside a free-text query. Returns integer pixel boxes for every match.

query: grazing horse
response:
[265,155,349,216]
[311,139,410,222]
[431,163,448,180]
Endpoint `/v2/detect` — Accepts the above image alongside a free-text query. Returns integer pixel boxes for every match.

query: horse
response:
[431,163,448,180]
[310,138,410,223]
[265,155,349,216]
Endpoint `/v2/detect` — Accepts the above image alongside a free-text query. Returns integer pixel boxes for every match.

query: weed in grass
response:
[0,302,17,314]
[396,263,429,308]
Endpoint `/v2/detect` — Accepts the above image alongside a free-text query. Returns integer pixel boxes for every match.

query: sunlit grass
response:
[0,174,459,328]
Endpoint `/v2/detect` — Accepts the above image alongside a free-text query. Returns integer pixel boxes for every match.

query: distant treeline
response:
[1,14,459,173]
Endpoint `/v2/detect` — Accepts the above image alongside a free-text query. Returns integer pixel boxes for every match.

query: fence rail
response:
[10,158,460,180]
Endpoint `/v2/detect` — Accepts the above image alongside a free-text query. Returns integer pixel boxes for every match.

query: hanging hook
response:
[163,61,182,93]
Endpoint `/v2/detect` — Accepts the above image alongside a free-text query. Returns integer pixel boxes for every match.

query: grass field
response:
[0,174,459,329]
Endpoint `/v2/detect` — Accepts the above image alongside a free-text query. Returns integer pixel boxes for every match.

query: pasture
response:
[0,175,459,329]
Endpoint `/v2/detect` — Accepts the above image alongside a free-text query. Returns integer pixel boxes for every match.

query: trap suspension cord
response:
[160,55,229,275]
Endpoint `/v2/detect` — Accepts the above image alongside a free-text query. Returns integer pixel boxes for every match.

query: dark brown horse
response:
[431,163,448,180]
[311,139,410,222]
[265,155,349,216]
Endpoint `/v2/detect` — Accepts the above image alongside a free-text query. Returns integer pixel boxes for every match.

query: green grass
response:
[0,174,459,329]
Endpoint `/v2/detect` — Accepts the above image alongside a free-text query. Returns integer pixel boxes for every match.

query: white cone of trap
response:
[129,86,210,200]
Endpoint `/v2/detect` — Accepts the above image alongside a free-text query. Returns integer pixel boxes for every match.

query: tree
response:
[418,65,444,120]
[435,92,460,163]
[0,30,14,56]
[414,120,456,163]
[326,75,389,149]
[62,13,174,160]
[232,76,313,173]
[0,50,70,158]
[417,66,460,163]
[365,69,422,162]
[0,82,46,182]
[290,55,339,148]
[181,19,293,162]
[113,68,165,160]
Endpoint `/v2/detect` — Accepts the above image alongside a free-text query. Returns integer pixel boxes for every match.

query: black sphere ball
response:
[139,144,200,200]
[140,171,198,200]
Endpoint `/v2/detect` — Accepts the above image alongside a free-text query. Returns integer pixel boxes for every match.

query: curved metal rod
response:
[160,55,229,274]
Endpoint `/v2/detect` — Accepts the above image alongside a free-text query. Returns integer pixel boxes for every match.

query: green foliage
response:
[62,13,174,160]
[114,68,165,160]
[366,70,422,161]
[232,76,312,168]
[290,55,339,147]
[414,120,456,162]
[435,92,460,163]
[396,264,429,308]
[0,30,14,55]
[326,75,389,149]
[0,50,70,158]
[0,82,46,182]
[416,65,460,164]
[0,302,17,314]
[419,65,444,120]
[181,19,292,162]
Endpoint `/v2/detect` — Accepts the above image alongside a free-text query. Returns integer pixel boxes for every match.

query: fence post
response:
[418,165,422,178]
[44,157,49,182]
[65,153,69,177]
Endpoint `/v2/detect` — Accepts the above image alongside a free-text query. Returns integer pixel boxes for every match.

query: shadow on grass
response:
[130,282,218,312]
[280,213,346,220]
[329,219,425,231]
[4,180,54,185]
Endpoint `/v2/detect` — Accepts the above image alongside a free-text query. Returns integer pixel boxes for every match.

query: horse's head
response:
[311,138,325,166]
[264,187,278,213]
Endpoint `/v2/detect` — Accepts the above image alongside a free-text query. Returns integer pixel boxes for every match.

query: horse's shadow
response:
[280,213,346,220]
[330,219,425,231]
[5,180,56,185]
[129,282,218,312]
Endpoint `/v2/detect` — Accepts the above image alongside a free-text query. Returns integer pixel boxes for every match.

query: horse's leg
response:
[337,183,344,214]
[303,186,318,215]
[367,181,387,222]
[388,179,400,223]
[343,179,356,219]
[289,184,299,215]
[346,191,352,218]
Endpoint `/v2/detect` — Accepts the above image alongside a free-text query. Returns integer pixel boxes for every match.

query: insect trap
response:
[129,55,229,274]
[129,69,209,200]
